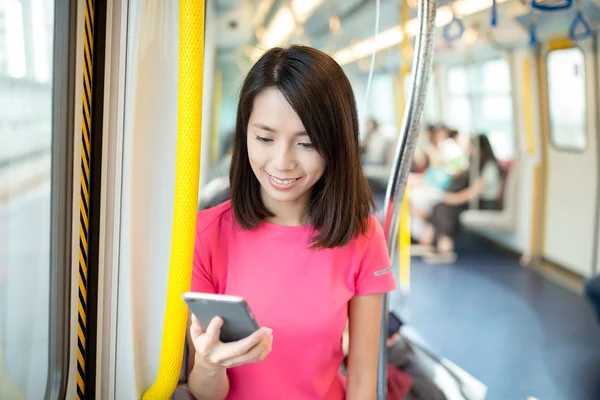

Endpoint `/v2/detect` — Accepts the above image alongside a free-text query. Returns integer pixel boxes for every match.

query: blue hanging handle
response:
[531,0,573,11]
[491,0,498,27]
[443,14,465,42]
[529,20,538,46]
[569,10,592,40]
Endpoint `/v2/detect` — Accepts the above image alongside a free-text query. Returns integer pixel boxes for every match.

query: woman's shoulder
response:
[196,200,233,239]
[351,215,386,249]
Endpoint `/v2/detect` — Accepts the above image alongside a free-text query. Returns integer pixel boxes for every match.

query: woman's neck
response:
[260,189,310,226]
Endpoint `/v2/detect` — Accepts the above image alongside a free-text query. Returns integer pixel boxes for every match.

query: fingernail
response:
[260,328,271,337]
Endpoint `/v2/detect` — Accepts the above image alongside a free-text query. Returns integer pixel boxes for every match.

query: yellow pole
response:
[142,1,205,398]
[397,0,411,292]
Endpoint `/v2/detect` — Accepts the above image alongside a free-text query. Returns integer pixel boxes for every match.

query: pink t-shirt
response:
[191,200,396,400]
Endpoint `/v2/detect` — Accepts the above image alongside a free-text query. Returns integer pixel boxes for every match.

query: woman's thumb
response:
[190,314,205,339]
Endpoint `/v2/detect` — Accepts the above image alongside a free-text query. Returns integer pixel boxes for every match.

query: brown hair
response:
[229,45,375,249]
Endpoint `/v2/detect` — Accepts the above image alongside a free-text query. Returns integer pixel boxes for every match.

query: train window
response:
[447,66,468,96]
[481,59,511,94]
[0,1,55,398]
[445,59,516,160]
[402,71,439,124]
[446,96,472,134]
[445,66,471,133]
[371,73,397,127]
[547,47,587,151]
[424,72,440,124]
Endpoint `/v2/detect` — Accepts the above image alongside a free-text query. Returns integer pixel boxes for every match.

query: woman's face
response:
[432,129,447,146]
[246,88,326,213]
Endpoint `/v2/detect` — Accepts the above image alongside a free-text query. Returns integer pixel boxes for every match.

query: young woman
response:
[419,134,502,263]
[187,46,396,399]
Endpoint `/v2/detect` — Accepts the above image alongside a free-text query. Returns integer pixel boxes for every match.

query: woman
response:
[419,134,502,264]
[186,46,396,399]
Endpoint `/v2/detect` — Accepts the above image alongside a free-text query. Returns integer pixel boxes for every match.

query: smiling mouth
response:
[266,172,300,185]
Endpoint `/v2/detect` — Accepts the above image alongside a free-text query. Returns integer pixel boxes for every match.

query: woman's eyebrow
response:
[252,123,277,132]
[252,123,307,136]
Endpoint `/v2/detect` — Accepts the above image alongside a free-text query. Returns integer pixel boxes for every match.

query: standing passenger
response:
[187,46,396,400]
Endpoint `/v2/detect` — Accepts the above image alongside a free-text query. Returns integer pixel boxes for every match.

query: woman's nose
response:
[273,144,296,171]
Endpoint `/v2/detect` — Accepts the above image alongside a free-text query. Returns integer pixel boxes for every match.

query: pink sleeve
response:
[191,219,217,294]
[354,218,396,296]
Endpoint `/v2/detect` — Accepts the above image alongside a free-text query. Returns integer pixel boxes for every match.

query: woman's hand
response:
[190,314,273,372]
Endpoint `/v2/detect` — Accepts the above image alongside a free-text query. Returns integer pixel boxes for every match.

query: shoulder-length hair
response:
[229,45,375,249]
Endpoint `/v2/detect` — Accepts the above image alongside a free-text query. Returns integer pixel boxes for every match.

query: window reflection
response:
[0,1,54,398]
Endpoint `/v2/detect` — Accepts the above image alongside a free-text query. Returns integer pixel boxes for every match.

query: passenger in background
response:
[440,128,468,176]
[421,126,468,191]
[187,45,396,400]
[409,125,467,243]
[418,134,502,263]
[198,133,234,211]
[361,118,399,211]
[361,117,387,166]
[412,124,438,173]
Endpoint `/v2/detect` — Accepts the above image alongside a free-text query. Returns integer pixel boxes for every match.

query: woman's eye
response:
[298,142,314,149]
[255,136,273,143]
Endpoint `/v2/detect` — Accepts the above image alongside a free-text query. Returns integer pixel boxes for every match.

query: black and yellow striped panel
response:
[77,0,94,398]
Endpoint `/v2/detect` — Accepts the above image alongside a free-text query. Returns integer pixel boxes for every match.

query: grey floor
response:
[394,244,600,400]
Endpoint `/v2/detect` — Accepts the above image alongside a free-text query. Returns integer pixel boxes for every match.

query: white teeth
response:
[270,175,297,185]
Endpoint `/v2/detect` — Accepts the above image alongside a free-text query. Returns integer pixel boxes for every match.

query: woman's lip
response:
[266,172,300,181]
[265,171,302,190]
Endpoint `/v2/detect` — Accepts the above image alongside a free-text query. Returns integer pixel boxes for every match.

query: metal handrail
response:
[377,0,436,398]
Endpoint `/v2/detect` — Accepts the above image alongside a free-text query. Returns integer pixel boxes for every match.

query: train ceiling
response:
[213,0,600,71]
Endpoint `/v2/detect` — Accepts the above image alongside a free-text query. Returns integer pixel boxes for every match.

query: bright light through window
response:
[5,0,26,79]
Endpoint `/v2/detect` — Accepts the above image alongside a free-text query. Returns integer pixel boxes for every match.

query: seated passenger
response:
[439,128,468,176]
[409,126,467,243]
[411,124,437,173]
[187,46,396,400]
[421,126,468,191]
[418,134,502,263]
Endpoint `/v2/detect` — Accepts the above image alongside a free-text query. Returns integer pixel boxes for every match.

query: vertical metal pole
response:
[377,0,436,398]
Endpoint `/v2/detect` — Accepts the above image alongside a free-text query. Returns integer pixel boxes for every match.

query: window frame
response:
[46,0,77,398]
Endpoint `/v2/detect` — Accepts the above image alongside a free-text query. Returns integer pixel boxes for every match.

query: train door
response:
[541,41,597,277]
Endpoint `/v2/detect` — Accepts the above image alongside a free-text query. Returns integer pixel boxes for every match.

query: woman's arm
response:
[346,293,384,400]
[188,363,230,400]
[186,314,273,400]
[443,177,486,205]
[186,315,230,400]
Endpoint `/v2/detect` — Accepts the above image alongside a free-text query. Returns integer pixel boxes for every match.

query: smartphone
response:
[183,292,260,343]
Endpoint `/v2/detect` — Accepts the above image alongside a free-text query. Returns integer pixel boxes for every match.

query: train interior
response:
[2,0,600,399]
